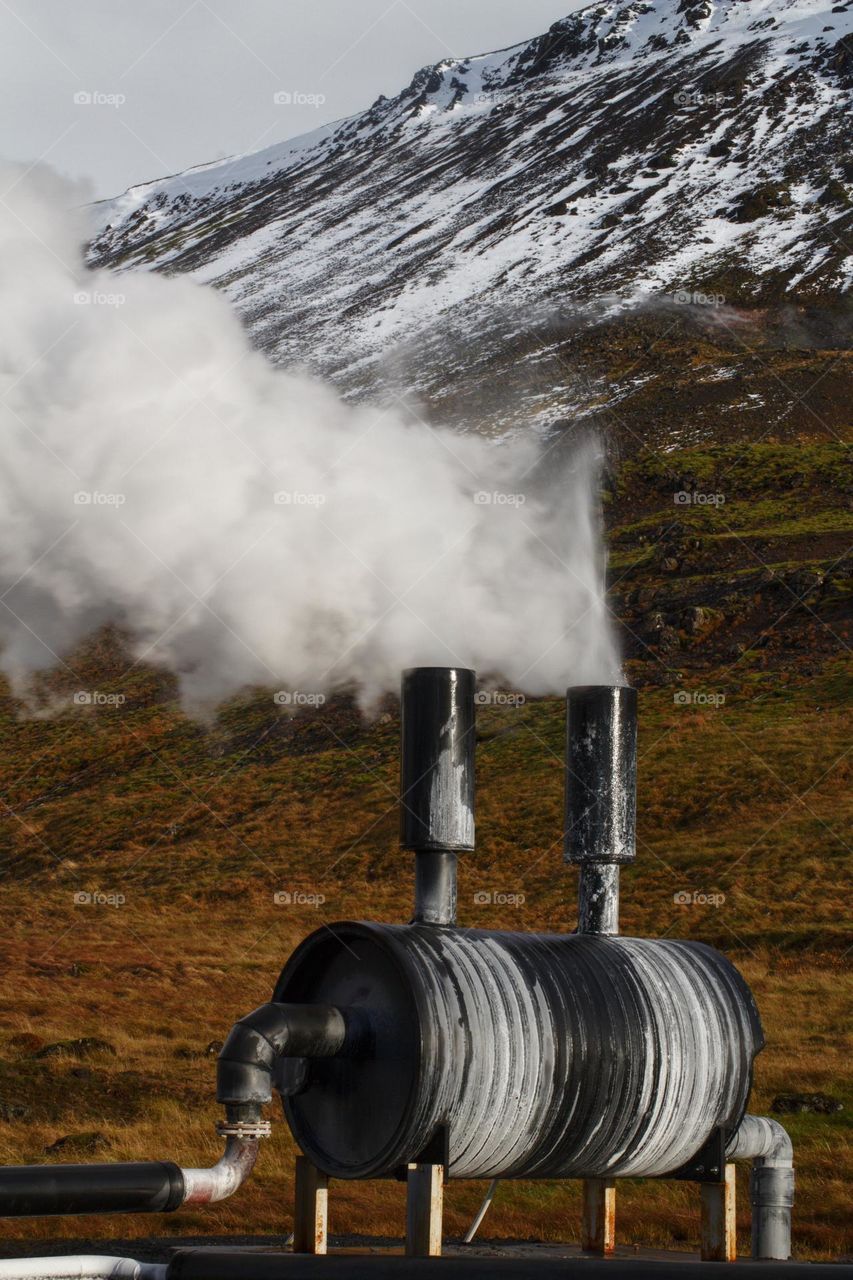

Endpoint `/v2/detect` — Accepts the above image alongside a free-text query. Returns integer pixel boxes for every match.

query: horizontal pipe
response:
[0,1259,165,1280]
[165,1249,848,1279]
[0,1162,184,1218]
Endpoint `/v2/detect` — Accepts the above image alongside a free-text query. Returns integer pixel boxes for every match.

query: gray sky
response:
[1,0,588,199]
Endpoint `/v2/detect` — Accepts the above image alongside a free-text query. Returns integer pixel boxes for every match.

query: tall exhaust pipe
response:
[565,685,637,935]
[400,667,475,926]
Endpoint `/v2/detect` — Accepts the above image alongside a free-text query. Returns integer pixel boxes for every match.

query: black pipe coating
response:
[0,1161,184,1217]
[400,667,476,854]
[166,1249,850,1280]
[565,684,637,865]
[216,1002,350,1106]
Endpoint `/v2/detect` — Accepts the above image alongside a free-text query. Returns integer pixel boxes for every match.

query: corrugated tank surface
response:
[276,923,764,1180]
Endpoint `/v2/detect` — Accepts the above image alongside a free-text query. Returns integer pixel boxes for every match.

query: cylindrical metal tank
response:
[275,921,764,1182]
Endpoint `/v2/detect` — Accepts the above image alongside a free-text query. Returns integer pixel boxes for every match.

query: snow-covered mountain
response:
[90,0,851,435]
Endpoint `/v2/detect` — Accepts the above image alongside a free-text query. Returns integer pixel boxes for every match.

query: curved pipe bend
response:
[216,1002,362,1108]
[727,1113,793,1167]
[179,1136,260,1206]
[728,1114,794,1262]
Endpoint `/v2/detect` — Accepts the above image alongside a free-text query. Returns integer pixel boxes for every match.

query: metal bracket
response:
[670,1126,728,1183]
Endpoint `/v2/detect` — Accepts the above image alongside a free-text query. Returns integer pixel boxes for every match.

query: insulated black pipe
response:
[0,1161,184,1217]
[400,667,475,926]
[565,685,636,935]
[216,1002,354,1107]
[166,1250,849,1280]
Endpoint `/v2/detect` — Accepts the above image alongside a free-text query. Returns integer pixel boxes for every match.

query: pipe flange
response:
[215,1119,272,1140]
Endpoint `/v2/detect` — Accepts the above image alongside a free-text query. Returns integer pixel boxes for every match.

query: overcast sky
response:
[1,0,588,199]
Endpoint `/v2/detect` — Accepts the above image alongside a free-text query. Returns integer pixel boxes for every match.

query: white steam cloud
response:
[0,165,620,711]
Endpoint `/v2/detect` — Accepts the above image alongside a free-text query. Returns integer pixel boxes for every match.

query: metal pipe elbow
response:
[727,1114,793,1167]
[728,1114,794,1261]
[216,1002,358,1107]
[180,1136,260,1206]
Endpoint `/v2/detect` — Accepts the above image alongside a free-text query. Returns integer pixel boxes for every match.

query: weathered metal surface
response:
[400,668,475,854]
[565,685,636,865]
[727,1115,794,1261]
[700,1163,737,1262]
[576,864,621,935]
[405,1164,444,1258]
[412,850,457,927]
[276,922,763,1181]
[581,1178,616,1255]
[293,1156,328,1256]
[180,1137,259,1206]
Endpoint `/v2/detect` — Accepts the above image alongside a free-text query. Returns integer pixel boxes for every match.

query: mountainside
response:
[89,0,853,436]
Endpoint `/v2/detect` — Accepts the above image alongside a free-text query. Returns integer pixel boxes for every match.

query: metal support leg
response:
[701,1163,737,1262]
[582,1178,616,1255]
[293,1155,328,1255]
[406,1163,444,1258]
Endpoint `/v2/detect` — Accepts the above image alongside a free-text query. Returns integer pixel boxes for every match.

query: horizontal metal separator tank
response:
[275,920,764,1181]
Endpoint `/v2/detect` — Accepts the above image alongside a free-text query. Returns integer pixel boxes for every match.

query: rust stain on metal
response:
[582,1177,616,1255]
[701,1162,737,1262]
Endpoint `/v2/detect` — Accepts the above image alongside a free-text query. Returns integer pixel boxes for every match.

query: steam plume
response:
[0,165,620,710]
